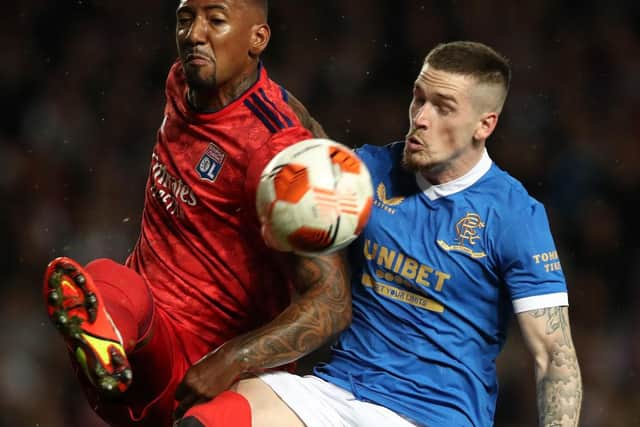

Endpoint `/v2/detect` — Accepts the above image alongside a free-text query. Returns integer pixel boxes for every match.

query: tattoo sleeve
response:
[528,307,582,426]
[229,253,351,371]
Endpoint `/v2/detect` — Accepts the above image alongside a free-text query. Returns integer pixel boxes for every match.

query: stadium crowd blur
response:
[2,1,639,425]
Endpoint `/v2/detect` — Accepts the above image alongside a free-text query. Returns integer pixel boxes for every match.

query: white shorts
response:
[259,372,417,427]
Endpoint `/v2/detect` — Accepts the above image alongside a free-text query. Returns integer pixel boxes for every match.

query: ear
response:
[249,24,270,57]
[473,112,499,141]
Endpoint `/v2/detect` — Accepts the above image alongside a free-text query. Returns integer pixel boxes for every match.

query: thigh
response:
[258,373,417,427]
[234,377,306,427]
[257,372,347,427]
[348,398,417,427]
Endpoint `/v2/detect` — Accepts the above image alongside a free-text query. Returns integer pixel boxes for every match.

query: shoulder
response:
[354,141,404,172]
[479,164,548,222]
[248,66,327,139]
[275,86,328,139]
[241,72,313,143]
[256,71,299,121]
[355,141,403,160]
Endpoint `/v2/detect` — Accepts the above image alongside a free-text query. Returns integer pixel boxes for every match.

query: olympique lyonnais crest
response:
[437,212,487,259]
[197,142,226,182]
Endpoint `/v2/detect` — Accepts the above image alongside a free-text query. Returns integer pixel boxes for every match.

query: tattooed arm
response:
[227,251,351,369]
[517,306,582,427]
[174,252,351,416]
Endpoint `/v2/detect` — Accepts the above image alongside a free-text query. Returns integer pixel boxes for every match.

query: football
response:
[256,138,373,255]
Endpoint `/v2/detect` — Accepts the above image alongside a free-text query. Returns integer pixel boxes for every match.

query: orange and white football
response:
[256,138,373,255]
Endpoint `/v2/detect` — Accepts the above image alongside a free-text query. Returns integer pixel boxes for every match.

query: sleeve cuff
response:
[512,292,569,313]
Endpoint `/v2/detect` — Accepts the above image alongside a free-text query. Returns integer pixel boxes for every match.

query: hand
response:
[173,343,243,420]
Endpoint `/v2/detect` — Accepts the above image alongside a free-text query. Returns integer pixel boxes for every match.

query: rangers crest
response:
[437,212,487,259]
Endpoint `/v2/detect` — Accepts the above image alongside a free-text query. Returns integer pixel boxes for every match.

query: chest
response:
[146,113,263,229]
[363,177,500,299]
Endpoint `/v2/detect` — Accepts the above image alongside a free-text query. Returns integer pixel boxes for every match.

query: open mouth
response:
[406,136,424,151]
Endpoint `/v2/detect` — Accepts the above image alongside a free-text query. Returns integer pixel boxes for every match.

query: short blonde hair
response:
[425,41,511,95]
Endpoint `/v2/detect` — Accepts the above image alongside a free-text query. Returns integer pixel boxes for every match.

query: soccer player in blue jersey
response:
[194,41,583,427]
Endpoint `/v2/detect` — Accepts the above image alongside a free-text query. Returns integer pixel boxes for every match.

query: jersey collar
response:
[415,149,493,200]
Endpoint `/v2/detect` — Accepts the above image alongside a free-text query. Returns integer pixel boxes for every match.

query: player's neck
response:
[188,67,259,113]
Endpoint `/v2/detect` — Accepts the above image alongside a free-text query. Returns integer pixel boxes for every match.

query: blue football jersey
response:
[315,142,568,426]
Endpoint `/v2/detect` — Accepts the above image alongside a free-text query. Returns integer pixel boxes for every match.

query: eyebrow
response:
[433,93,458,105]
[204,4,228,12]
[177,3,228,14]
[413,85,458,105]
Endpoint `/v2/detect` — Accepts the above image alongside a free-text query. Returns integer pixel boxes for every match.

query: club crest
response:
[197,142,226,182]
[437,212,487,258]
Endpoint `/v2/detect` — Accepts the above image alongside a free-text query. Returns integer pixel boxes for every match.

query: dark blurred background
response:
[2,1,639,426]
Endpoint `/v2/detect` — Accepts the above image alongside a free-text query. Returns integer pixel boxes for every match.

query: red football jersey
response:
[127,61,312,346]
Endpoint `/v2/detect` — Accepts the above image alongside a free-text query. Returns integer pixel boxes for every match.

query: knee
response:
[86,257,118,267]
[176,416,205,427]
[85,257,151,301]
[85,258,124,279]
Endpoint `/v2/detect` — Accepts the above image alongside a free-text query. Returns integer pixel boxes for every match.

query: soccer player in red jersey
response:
[43,1,351,426]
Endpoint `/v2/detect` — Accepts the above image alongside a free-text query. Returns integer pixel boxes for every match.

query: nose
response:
[412,104,431,130]
[185,15,207,45]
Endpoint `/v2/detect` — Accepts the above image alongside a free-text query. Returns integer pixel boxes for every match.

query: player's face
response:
[176,0,267,91]
[404,64,487,180]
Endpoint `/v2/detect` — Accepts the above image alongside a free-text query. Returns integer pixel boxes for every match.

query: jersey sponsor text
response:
[150,152,197,216]
[364,238,451,292]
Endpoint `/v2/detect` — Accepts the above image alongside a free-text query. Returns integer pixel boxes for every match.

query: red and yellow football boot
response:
[44,257,132,395]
